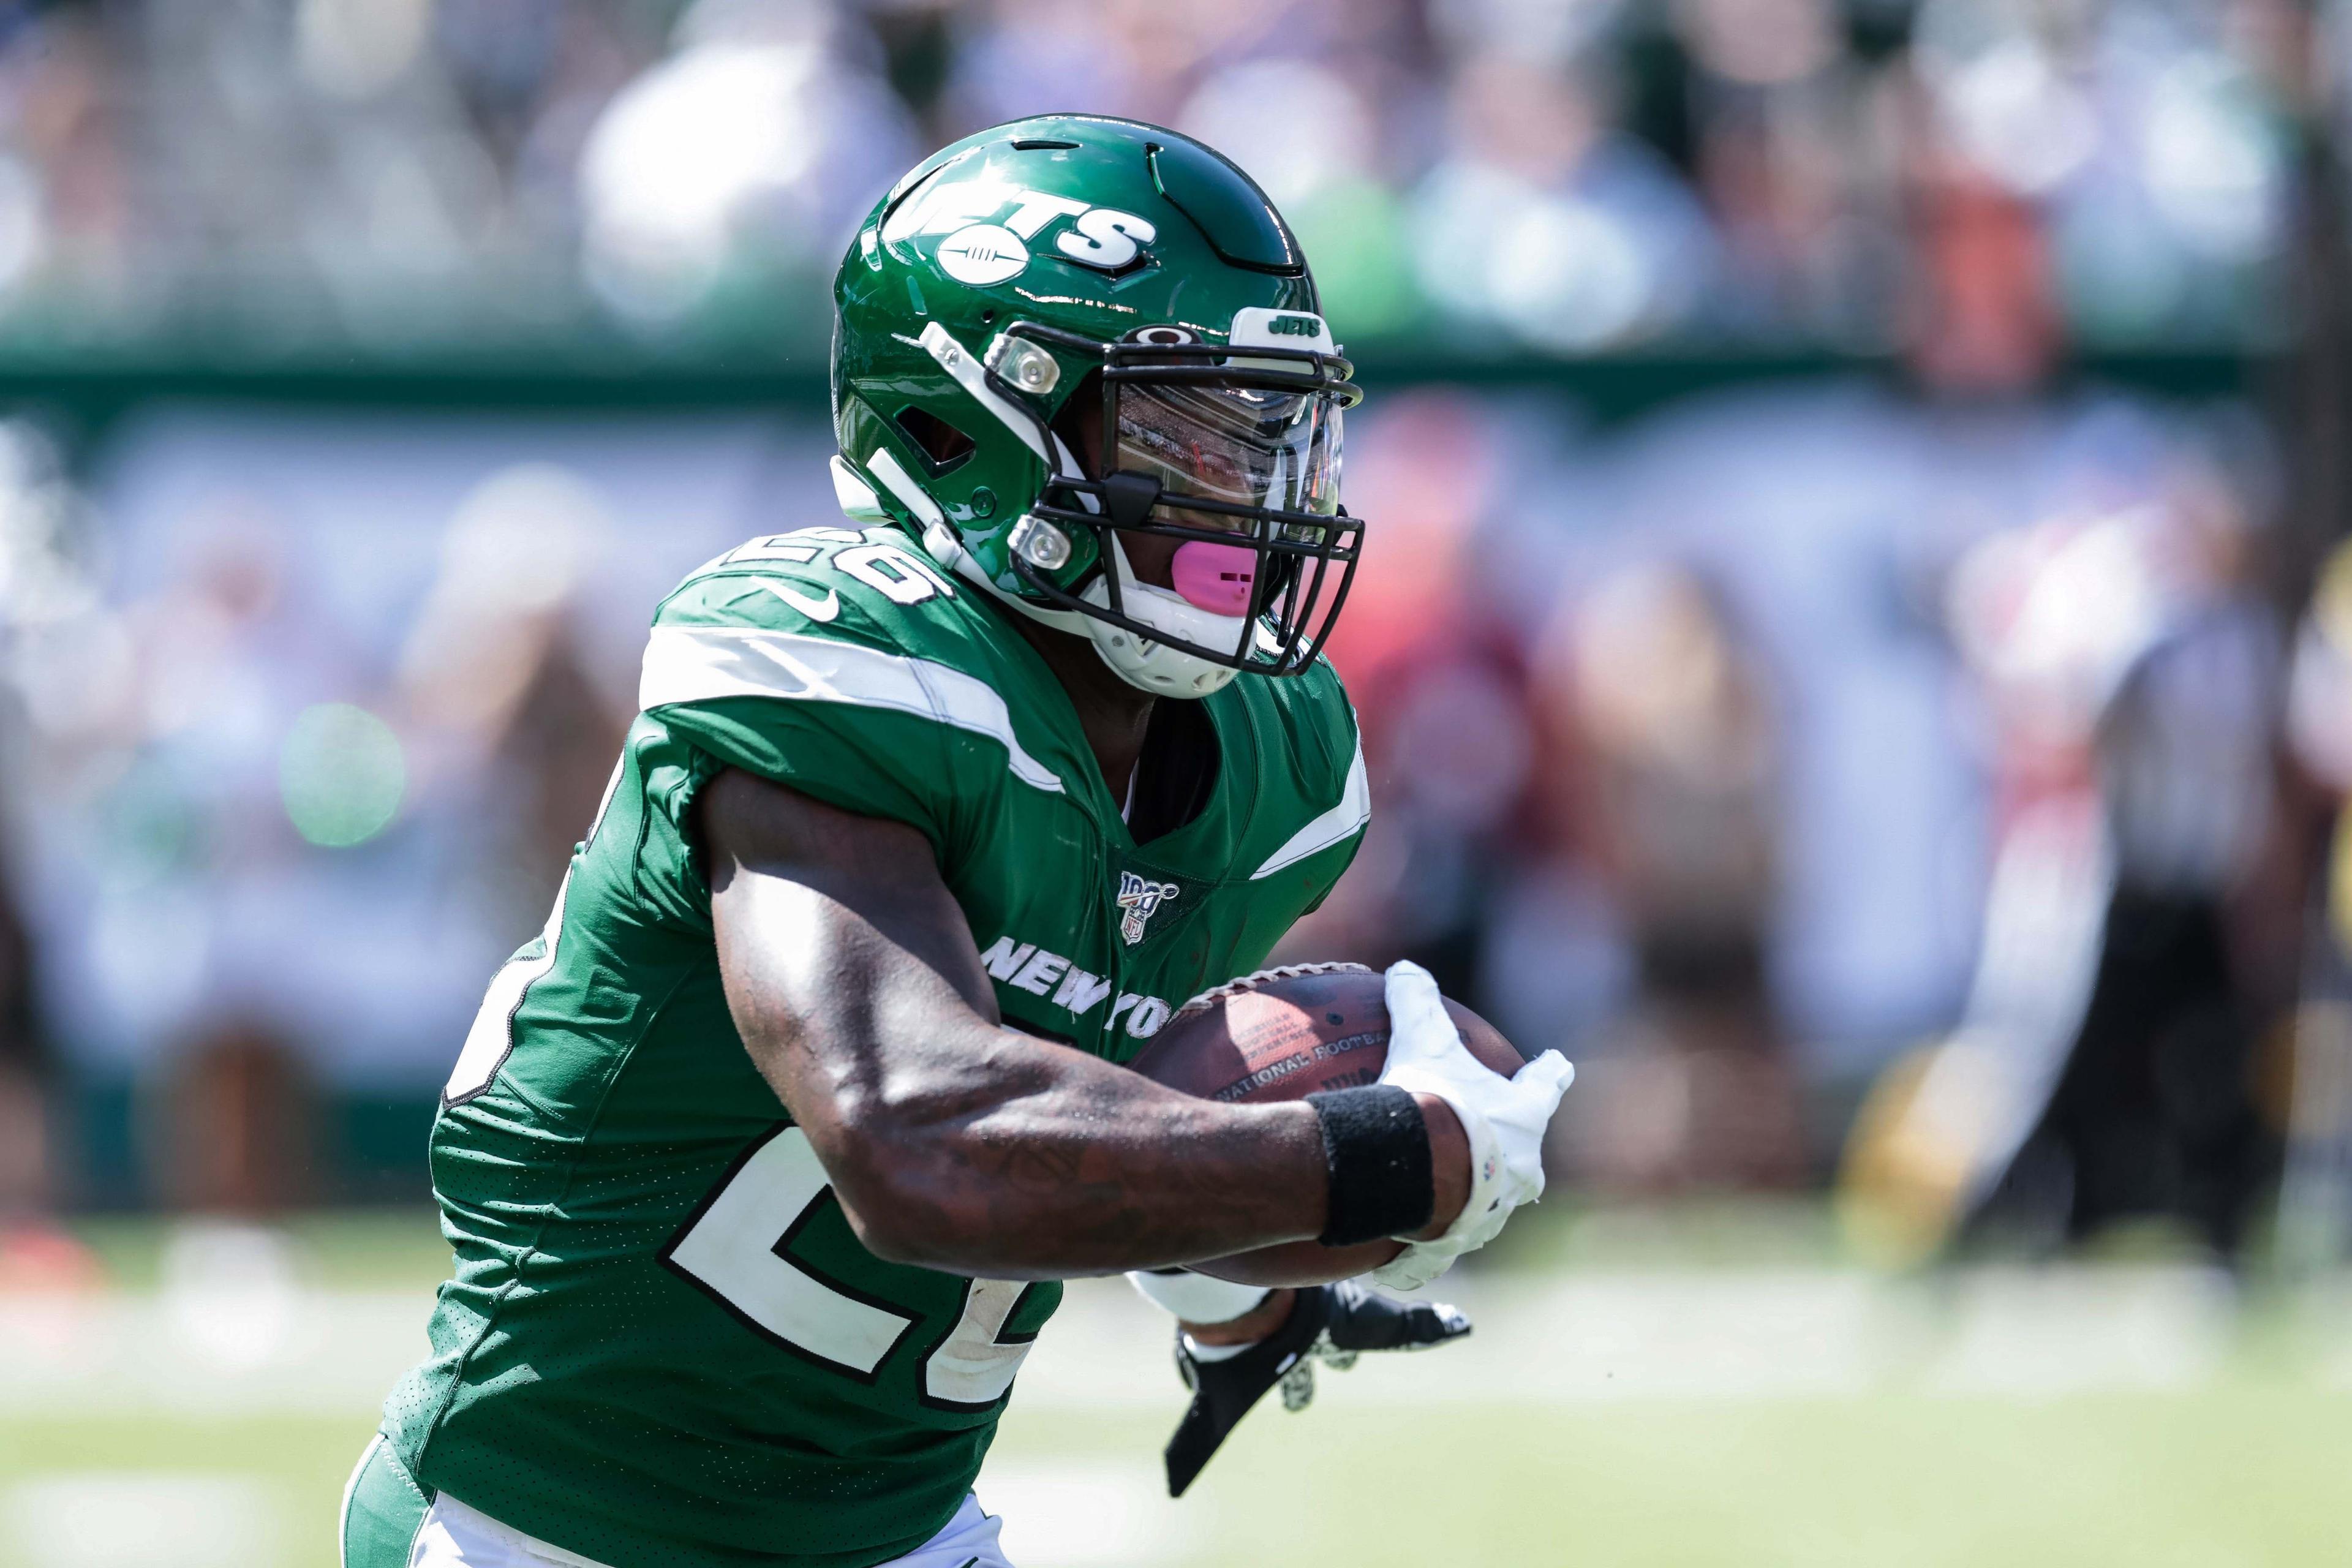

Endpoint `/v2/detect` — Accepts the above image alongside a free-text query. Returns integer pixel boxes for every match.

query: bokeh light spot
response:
[279,703,405,848]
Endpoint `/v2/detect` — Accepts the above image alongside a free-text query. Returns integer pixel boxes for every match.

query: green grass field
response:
[7,1207,2348,1568]
[6,1390,2347,1567]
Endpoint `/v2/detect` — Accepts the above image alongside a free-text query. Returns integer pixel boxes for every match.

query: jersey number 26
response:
[664,1125,1050,1411]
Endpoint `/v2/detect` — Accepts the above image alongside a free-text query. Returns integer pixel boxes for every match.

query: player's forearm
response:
[809,1029,1333,1277]
[705,773,1460,1275]
[705,778,1341,1275]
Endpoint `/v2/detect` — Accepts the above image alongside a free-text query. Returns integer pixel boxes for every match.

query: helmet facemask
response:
[1003,322,1363,685]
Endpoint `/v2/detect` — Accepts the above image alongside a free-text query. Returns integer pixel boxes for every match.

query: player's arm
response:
[701,768,1472,1280]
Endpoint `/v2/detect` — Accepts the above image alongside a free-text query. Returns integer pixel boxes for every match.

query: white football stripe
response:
[641,624,1066,794]
[1250,731,1369,880]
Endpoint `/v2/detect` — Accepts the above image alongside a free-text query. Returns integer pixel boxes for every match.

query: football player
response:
[347,116,1573,1568]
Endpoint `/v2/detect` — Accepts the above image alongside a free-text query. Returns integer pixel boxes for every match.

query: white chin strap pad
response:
[1082,533,1246,698]
[921,503,1245,699]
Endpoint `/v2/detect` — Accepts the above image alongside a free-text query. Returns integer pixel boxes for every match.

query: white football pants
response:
[404,1489,1014,1568]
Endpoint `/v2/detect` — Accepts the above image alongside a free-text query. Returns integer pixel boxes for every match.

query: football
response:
[1126,963,1527,1285]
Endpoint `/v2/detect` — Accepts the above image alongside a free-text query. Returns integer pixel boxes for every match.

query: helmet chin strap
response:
[1078,532,1245,698]
[922,515,1242,698]
[921,514,1092,636]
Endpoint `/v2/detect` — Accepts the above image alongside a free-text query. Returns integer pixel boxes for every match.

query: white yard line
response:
[0,1265,2326,1421]
[1012,1267,2251,1411]
[4,1472,283,1568]
[0,1289,427,1416]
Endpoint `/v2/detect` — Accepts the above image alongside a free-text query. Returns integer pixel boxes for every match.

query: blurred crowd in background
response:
[0,0,2349,1287]
[0,0,2323,366]
[0,382,2336,1265]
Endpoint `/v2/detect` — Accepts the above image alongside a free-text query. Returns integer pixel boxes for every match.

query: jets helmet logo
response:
[883,177,1158,285]
[1116,871,1180,946]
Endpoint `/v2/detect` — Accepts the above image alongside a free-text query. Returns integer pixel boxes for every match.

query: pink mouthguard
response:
[1170,540,1256,616]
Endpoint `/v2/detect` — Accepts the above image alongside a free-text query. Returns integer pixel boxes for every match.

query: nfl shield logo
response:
[1116,871,1179,946]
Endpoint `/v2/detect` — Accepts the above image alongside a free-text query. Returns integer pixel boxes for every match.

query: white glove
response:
[1370,961,1574,1290]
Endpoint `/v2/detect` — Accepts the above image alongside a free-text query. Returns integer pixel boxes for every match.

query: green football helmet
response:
[830,115,1363,698]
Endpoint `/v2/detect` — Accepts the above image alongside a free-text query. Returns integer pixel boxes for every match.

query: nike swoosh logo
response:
[762,579,840,622]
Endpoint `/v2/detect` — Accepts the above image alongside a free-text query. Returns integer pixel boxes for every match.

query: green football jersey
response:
[381,522,1368,1568]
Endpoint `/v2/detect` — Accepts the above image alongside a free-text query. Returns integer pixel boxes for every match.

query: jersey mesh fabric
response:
[380,524,1368,1568]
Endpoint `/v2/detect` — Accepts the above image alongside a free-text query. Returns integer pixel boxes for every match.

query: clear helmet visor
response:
[1112,380,1343,524]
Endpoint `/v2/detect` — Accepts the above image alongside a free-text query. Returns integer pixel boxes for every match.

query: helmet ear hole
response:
[894,406,975,473]
[1049,369,1106,480]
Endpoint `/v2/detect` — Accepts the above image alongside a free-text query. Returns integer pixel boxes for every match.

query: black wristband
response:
[1307,1084,1434,1247]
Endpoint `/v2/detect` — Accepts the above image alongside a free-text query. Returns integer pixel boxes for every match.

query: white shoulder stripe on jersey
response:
[641,624,1067,795]
[1250,731,1369,880]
